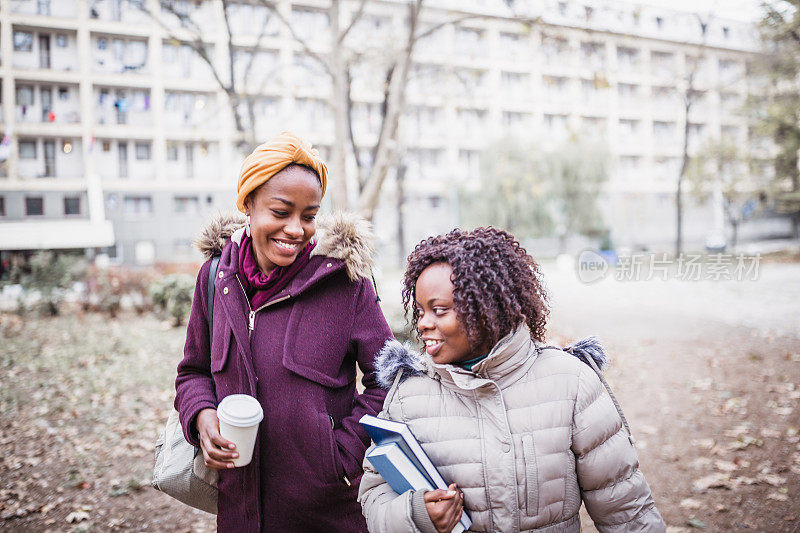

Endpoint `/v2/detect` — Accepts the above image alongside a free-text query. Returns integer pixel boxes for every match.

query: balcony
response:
[163,91,218,131]
[17,137,84,180]
[12,29,79,72]
[15,83,81,125]
[89,0,149,25]
[91,35,149,76]
[95,87,152,128]
[164,141,220,181]
[10,0,78,19]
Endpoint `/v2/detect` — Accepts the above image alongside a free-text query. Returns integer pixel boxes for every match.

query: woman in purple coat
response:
[174,132,393,532]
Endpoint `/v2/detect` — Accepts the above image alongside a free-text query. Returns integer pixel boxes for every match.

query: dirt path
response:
[1,262,798,532]
[544,261,800,532]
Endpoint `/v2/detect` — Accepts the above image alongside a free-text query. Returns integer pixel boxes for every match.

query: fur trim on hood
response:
[194,211,376,281]
[562,336,608,371]
[194,211,247,259]
[375,339,427,389]
[309,212,375,281]
[373,336,608,390]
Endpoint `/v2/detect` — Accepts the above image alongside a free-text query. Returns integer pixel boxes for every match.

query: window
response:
[13,32,33,52]
[19,141,36,159]
[64,196,80,216]
[58,87,69,100]
[37,0,51,16]
[0,196,5,217]
[56,34,67,48]
[135,142,151,160]
[174,195,199,214]
[123,195,153,215]
[102,140,111,152]
[16,85,34,106]
[25,197,44,216]
[97,37,107,51]
[166,142,178,161]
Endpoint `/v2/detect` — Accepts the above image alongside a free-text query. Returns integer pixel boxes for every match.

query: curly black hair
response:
[402,227,549,350]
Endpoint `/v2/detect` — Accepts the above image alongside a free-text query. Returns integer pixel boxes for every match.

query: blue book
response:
[360,414,473,532]
[366,442,435,495]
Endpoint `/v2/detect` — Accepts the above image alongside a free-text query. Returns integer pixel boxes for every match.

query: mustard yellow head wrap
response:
[236,132,328,213]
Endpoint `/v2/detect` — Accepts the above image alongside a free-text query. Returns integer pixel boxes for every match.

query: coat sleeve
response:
[174,259,218,448]
[333,276,394,481]
[572,364,666,532]
[357,388,433,533]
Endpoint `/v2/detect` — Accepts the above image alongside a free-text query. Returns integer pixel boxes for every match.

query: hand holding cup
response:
[196,408,238,470]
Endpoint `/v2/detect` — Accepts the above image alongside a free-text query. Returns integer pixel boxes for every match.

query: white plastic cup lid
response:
[217,394,264,427]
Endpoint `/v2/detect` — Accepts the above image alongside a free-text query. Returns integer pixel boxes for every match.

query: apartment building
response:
[0,0,780,266]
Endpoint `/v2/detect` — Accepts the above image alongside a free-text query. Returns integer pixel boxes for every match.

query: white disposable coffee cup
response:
[217,394,264,467]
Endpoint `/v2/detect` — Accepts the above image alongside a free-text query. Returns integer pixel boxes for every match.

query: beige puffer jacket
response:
[358,325,666,532]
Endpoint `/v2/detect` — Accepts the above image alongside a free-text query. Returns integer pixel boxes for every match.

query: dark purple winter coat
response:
[175,212,393,532]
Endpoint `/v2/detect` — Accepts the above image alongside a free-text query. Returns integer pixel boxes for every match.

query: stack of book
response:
[360,414,473,533]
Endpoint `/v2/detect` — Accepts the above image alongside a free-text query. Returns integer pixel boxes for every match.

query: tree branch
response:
[256,0,333,77]
[338,0,368,44]
[344,64,361,179]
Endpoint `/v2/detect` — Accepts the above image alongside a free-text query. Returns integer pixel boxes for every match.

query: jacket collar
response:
[433,324,538,390]
[196,211,377,291]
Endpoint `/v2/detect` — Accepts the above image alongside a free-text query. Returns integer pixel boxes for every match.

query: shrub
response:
[148,275,194,326]
[83,267,158,317]
[10,251,87,316]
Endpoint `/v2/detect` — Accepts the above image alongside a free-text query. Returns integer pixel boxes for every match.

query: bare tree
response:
[140,1,281,152]
[144,0,536,216]
[675,14,716,256]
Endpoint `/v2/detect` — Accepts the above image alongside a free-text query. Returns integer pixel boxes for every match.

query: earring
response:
[245,215,251,237]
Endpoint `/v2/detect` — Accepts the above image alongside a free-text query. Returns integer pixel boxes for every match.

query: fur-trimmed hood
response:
[374,334,608,390]
[194,211,376,281]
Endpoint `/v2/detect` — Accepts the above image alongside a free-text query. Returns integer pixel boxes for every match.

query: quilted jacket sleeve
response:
[358,385,433,533]
[572,364,666,532]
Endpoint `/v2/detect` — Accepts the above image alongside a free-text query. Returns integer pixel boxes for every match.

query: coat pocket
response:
[281,305,354,388]
[318,411,343,485]
[522,434,539,517]
[210,326,232,374]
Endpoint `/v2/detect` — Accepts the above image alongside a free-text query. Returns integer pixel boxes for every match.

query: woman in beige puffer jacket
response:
[358,228,666,533]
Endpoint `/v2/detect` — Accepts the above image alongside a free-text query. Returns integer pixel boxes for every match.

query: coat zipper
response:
[235,275,290,338]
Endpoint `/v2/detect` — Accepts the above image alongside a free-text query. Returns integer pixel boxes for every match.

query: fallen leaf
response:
[760,428,781,439]
[66,510,89,523]
[693,473,731,491]
[714,460,738,472]
[686,517,707,528]
[767,492,789,502]
[759,473,787,486]
[680,498,703,510]
[691,438,716,450]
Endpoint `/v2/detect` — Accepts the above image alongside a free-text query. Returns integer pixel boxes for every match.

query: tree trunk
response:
[328,0,350,210]
[677,98,691,257]
[357,2,420,221]
[396,164,406,266]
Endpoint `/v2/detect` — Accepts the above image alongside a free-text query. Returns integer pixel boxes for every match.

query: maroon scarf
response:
[237,235,316,309]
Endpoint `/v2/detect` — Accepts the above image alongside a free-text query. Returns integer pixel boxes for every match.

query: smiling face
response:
[245,164,323,275]
[414,262,476,365]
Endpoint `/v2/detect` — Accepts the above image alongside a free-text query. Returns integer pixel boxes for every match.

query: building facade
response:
[0,0,784,266]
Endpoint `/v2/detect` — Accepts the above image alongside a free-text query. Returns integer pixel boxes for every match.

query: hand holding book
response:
[425,483,464,533]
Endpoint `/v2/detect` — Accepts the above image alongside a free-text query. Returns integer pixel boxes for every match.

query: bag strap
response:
[541,344,636,445]
[207,255,220,341]
[579,352,636,445]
